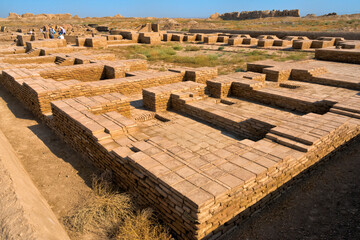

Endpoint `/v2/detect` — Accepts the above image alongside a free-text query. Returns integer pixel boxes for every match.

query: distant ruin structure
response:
[211,9,300,20]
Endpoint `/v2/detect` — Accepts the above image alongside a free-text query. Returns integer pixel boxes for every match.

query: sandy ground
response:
[0,87,100,239]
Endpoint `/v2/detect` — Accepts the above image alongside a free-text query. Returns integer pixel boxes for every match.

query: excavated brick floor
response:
[0,44,360,240]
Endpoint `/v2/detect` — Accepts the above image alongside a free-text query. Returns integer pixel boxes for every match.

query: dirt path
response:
[0,129,70,240]
[0,87,100,239]
[223,138,360,240]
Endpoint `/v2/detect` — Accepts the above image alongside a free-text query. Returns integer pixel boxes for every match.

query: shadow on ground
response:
[0,87,99,189]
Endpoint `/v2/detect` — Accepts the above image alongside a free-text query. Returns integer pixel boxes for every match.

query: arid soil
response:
[0,87,100,239]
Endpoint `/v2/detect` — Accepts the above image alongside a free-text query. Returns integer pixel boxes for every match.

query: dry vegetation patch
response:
[64,172,172,240]
[103,43,313,73]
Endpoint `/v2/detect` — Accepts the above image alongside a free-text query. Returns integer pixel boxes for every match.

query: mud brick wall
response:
[218,9,300,20]
[44,72,183,115]
[54,56,75,66]
[290,67,328,82]
[168,67,218,84]
[103,64,127,79]
[65,93,132,118]
[257,35,279,40]
[195,34,205,41]
[172,96,272,139]
[0,48,26,55]
[273,39,292,47]
[185,67,218,84]
[85,37,108,48]
[17,34,33,46]
[76,37,86,47]
[120,59,148,72]
[262,67,292,82]
[119,31,139,42]
[64,35,77,44]
[217,36,229,43]
[1,67,182,117]
[50,98,135,165]
[162,34,173,41]
[315,49,360,64]
[40,47,79,56]
[247,62,293,82]
[89,98,131,118]
[242,38,258,45]
[184,35,196,42]
[52,96,360,240]
[207,78,232,98]
[204,36,217,44]
[189,29,360,41]
[72,53,116,64]
[142,81,205,112]
[207,72,266,98]
[3,59,360,240]
[171,34,185,42]
[339,41,360,49]
[0,51,41,60]
[39,64,107,81]
[109,39,138,45]
[106,35,123,40]
[202,117,360,239]
[22,79,74,118]
[48,97,203,239]
[0,63,57,71]
[292,40,313,50]
[2,55,56,64]
[105,71,184,95]
[258,39,274,48]
[49,102,196,239]
[0,68,39,106]
[231,84,327,113]
[311,39,334,48]
[139,33,162,44]
[228,38,244,45]
[26,39,67,51]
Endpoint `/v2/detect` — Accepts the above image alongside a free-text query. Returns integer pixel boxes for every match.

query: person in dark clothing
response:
[49,28,54,39]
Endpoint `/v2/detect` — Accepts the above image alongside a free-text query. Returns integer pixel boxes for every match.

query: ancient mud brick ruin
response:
[216,9,300,20]
[185,29,360,54]
[1,33,360,240]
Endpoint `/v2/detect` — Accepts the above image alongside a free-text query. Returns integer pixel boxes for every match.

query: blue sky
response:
[0,0,359,18]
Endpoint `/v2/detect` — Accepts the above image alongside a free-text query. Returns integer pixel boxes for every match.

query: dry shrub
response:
[64,172,132,233]
[115,209,172,240]
[64,172,172,240]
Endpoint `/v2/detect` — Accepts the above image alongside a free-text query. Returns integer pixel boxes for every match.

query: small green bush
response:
[235,68,245,72]
[172,45,183,51]
[185,45,201,51]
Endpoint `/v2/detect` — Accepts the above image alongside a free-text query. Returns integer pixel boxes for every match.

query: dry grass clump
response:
[103,44,313,76]
[185,45,202,51]
[64,172,172,239]
[115,209,172,240]
[64,172,132,233]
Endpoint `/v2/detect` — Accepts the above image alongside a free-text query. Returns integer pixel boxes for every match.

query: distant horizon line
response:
[1,10,360,19]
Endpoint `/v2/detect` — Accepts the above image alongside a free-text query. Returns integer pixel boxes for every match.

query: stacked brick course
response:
[315,48,360,64]
[26,39,67,51]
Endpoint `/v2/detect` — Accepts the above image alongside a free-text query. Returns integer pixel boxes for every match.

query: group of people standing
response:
[39,26,66,39]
